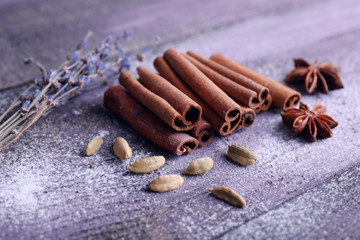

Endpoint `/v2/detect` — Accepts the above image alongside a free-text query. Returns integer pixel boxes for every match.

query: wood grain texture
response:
[220,165,360,239]
[1,0,360,239]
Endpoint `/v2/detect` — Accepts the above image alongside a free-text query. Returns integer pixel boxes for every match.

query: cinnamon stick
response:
[183,53,260,108]
[189,118,214,146]
[252,106,261,114]
[119,71,194,131]
[238,105,256,129]
[210,53,301,110]
[137,66,202,126]
[260,94,272,111]
[154,56,239,136]
[104,85,198,155]
[163,49,241,123]
[187,51,269,103]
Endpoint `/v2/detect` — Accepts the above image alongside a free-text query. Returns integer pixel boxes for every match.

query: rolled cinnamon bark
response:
[260,94,272,111]
[154,56,239,136]
[183,53,260,108]
[163,49,241,123]
[252,106,261,114]
[189,118,214,146]
[137,66,202,126]
[238,105,256,129]
[104,85,198,155]
[187,51,269,102]
[210,53,301,110]
[119,71,194,131]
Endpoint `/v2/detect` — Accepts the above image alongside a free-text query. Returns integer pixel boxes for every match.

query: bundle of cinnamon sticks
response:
[104,49,301,155]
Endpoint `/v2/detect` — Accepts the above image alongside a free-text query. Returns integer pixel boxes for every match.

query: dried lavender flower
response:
[0,31,131,150]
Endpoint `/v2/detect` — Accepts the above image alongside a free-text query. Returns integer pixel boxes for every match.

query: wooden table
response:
[0,0,359,239]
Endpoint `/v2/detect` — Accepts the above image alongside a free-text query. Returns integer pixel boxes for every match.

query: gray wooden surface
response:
[0,0,317,90]
[0,0,360,239]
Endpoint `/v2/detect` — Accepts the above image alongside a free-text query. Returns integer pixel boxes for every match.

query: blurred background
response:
[0,0,332,90]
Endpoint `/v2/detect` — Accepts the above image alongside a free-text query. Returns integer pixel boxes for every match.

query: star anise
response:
[284,58,343,94]
[280,102,338,142]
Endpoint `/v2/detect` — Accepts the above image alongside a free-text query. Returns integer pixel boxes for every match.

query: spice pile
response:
[92,48,341,206]
[104,49,301,154]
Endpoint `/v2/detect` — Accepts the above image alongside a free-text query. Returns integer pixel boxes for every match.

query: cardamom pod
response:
[209,186,246,207]
[184,157,213,175]
[113,137,132,159]
[149,174,185,192]
[127,156,165,173]
[227,145,257,165]
[84,136,103,156]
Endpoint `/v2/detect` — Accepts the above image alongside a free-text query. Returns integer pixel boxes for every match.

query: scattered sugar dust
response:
[72,108,82,116]
[98,130,110,137]
[1,167,45,211]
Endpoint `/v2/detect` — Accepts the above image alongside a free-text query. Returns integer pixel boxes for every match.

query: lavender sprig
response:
[0,31,131,150]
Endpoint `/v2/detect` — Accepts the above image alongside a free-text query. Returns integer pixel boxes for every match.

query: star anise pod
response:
[280,102,338,142]
[284,58,343,94]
